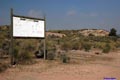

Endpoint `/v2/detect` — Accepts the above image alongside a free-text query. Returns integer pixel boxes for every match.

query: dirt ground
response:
[0,50,120,80]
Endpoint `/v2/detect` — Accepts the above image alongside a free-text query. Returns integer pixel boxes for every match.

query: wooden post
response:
[44,15,46,60]
[10,8,14,65]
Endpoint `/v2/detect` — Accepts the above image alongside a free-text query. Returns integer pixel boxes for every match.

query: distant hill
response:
[78,29,109,36]
[48,29,109,37]
[0,25,9,31]
[46,32,66,38]
[0,25,109,37]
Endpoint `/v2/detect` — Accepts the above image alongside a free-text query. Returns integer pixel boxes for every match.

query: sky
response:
[0,0,120,33]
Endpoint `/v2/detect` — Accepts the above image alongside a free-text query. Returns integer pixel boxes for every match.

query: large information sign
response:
[13,16,45,38]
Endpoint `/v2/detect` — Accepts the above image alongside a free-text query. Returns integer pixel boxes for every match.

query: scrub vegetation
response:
[0,25,120,72]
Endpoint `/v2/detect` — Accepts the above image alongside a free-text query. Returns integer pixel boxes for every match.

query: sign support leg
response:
[44,15,46,60]
[10,8,14,65]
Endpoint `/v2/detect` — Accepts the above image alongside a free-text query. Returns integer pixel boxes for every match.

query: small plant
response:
[82,43,91,52]
[18,51,33,64]
[71,42,80,50]
[102,43,111,53]
[15,44,33,64]
[47,51,55,60]
[61,41,72,51]
[25,44,35,52]
[0,64,8,73]
[60,54,70,63]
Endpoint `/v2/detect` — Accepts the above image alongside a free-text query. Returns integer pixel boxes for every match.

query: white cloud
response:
[28,10,44,18]
[67,10,77,16]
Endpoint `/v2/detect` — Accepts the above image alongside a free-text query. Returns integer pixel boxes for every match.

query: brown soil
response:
[0,50,120,80]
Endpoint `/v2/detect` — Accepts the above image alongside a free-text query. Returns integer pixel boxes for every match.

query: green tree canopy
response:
[109,28,117,36]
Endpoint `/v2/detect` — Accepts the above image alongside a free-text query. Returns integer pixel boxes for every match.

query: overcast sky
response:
[0,0,120,33]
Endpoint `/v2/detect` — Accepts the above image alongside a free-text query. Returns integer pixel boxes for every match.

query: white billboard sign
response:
[13,16,45,38]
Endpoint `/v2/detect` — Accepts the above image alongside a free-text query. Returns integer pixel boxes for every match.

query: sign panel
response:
[13,16,45,38]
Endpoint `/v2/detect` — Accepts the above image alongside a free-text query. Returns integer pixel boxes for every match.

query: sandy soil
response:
[0,50,120,80]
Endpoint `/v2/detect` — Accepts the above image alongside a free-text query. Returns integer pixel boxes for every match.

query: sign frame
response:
[13,14,45,38]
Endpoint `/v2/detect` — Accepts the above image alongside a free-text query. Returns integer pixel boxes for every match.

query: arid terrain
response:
[0,25,120,80]
[1,0,120,79]
[0,50,120,80]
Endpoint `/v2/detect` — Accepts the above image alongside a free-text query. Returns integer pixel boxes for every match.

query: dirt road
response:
[0,50,120,80]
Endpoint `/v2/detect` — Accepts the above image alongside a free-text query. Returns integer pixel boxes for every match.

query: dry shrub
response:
[47,51,55,60]
[81,42,92,52]
[60,53,70,63]
[13,44,34,64]
[61,42,72,51]
[102,43,111,53]
[0,63,8,73]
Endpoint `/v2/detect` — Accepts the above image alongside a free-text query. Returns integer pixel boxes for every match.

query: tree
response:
[109,28,117,36]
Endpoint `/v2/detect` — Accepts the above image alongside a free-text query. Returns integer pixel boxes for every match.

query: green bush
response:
[82,43,91,52]
[13,44,33,64]
[102,43,111,53]
[109,36,118,42]
[115,42,120,48]
[71,42,80,50]
[61,42,72,51]
[18,51,33,64]
[93,42,106,49]
[20,51,32,60]
[0,64,8,73]
[60,54,70,63]
[26,44,35,52]
[47,51,55,60]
